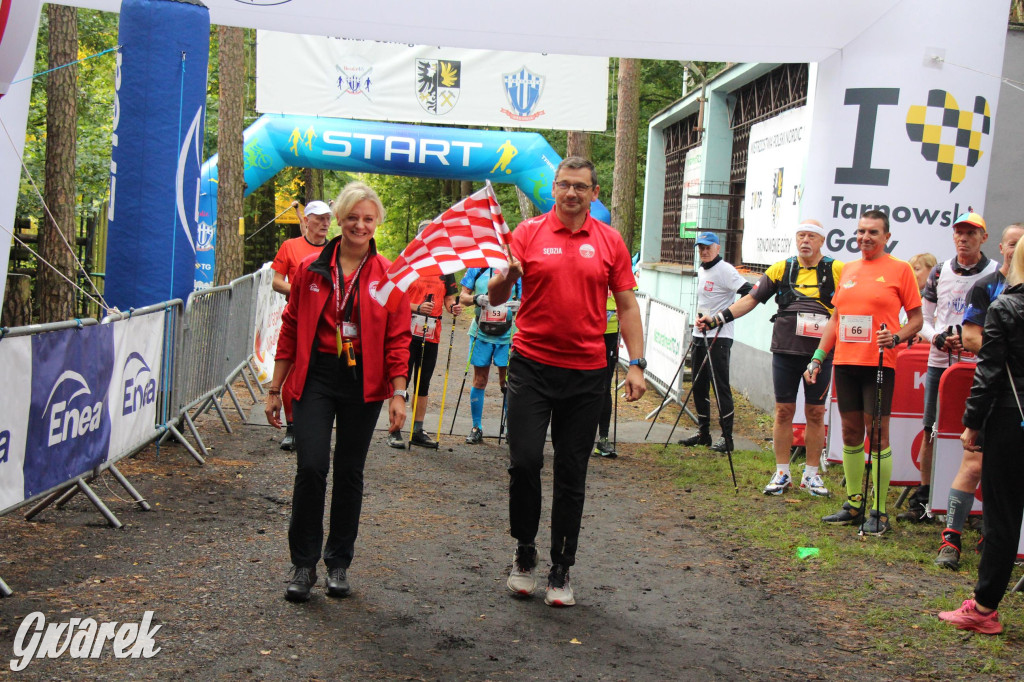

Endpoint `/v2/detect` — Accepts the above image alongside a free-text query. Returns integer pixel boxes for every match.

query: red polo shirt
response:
[509,209,635,369]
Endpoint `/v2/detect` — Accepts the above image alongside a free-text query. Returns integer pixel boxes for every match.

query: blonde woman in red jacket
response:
[265,181,412,603]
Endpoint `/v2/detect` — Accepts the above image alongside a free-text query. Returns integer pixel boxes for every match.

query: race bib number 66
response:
[839,314,872,343]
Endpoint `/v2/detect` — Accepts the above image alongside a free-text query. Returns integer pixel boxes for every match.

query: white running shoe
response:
[800,473,830,497]
[506,545,538,595]
[763,470,792,495]
[544,564,575,607]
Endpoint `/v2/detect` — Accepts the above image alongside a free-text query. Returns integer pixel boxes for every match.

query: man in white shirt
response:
[679,231,752,452]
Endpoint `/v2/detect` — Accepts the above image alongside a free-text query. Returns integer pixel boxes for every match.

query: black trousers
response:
[974,407,1024,609]
[408,336,439,397]
[289,352,383,569]
[597,332,619,438]
[506,353,605,567]
[691,337,734,436]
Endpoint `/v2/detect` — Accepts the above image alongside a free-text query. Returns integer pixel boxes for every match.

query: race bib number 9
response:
[839,314,872,343]
[795,312,828,338]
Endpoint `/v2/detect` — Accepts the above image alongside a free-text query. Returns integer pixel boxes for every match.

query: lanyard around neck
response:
[334,251,370,341]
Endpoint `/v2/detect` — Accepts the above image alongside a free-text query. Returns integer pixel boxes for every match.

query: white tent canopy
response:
[59,0,903,63]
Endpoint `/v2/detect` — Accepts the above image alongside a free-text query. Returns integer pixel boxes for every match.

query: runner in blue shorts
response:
[459,267,521,443]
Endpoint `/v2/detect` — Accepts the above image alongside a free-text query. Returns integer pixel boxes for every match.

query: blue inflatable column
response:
[105,0,210,309]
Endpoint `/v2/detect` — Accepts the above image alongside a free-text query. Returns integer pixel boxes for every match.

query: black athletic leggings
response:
[408,337,439,397]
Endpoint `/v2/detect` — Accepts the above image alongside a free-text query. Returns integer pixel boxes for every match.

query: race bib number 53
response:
[839,314,872,343]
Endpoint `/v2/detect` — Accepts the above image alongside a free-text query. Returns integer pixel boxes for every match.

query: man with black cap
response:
[270,199,332,450]
[697,220,842,495]
[681,231,752,452]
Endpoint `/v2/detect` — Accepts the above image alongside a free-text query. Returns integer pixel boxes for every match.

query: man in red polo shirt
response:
[488,156,647,607]
[271,200,331,450]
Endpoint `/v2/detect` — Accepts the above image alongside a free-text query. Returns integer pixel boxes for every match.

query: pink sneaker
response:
[938,599,1002,634]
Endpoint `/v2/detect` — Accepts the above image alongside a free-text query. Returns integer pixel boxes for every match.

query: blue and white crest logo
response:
[501,66,546,122]
[416,59,461,115]
[336,60,373,101]
[196,220,214,252]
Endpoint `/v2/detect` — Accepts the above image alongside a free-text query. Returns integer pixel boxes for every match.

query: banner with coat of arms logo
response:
[256,31,608,131]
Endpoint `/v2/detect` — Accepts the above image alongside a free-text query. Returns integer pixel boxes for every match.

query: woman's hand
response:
[389,396,407,432]
[961,427,982,452]
[265,391,283,428]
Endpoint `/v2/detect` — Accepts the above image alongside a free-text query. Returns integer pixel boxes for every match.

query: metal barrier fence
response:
[0,267,268,597]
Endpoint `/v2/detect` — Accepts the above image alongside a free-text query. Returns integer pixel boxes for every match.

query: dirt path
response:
[0,315,880,680]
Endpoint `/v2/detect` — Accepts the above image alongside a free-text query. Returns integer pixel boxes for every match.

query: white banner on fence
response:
[645,299,687,394]
[252,264,287,384]
[742,106,809,265]
[256,31,609,131]
[0,336,31,511]
[802,0,1009,261]
[108,314,165,458]
[679,148,703,236]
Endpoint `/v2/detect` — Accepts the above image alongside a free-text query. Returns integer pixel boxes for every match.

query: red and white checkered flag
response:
[374,182,512,311]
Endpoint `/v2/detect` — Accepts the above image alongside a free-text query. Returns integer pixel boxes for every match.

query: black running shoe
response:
[822,500,864,525]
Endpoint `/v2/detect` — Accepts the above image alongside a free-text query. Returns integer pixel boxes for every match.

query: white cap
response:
[795,222,826,238]
[304,200,331,217]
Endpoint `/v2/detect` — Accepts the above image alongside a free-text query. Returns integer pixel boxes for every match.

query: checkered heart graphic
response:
[905,89,990,192]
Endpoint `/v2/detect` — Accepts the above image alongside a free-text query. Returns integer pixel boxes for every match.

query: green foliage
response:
[18,8,119,222]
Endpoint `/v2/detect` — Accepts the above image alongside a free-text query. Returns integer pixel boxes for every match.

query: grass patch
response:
[647,441,1024,676]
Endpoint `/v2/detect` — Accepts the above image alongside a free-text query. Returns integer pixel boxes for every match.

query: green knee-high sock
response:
[872,447,893,514]
[842,444,865,504]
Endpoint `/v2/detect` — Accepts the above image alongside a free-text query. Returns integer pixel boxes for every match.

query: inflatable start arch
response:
[194,114,610,288]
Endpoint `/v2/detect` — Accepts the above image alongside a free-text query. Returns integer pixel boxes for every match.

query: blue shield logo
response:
[502,67,545,119]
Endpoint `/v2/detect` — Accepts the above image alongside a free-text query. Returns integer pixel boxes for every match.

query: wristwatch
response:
[392,389,409,400]
[629,357,648,370]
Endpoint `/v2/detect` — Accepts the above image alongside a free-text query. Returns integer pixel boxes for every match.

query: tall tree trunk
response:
[460,180,473,200]
[566,131,592,160]
[2,274,32,327]
[38,5,78,323]
[303,167,324,202]
[215,25,245,286]
[611,58,640,249]
[514,187,536,220]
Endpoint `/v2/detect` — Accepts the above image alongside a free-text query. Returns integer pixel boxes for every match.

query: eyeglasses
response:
[554,181,594,193]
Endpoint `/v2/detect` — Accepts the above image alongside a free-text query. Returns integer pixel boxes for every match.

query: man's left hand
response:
[623,366,646,402]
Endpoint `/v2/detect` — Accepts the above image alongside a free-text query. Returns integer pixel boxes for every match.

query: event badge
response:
[342,321,359,338]
[482,305,508,324]
[795,312,828,338]
[838,314,872,343]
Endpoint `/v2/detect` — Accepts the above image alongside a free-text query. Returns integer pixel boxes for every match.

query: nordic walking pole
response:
[662,332,718,447]
[449,333,477,435]
[703,325,738,493]
[435,311,459,444]
[644,334,697,438]
[409,294,434,448]
[498,385,509,445]
[865,323,887,533]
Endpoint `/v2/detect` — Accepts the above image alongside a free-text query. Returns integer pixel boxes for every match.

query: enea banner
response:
[742,106,809,265]
[802,0,1009,261]
[0,315,165,514]
[255,31,608,132]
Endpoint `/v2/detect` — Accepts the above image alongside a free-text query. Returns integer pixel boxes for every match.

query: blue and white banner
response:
[0,336,32,511]
[104,0,210,310]
[108,314,165,458]
[24,325,114,499]
[256,32,609,132]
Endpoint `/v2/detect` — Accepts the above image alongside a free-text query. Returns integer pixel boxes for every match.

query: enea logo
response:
[501,66,545,122]
[43,371,104,447]
[905,89,990,191]
[122,352,157,417]
[416,59,460,115]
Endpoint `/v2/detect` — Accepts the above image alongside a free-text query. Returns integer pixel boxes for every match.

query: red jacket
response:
[276,237,412,403]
